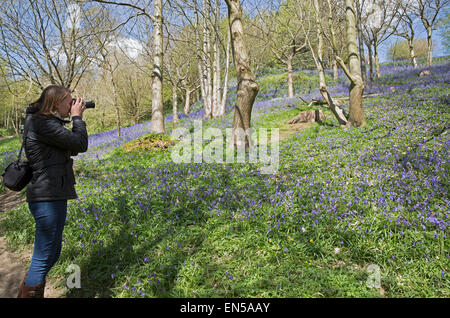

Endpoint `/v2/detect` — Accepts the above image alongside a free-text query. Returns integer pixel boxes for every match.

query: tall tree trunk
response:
[212,0,221,118]
[355,0,367,86]
[172,82,179,123]
[367,42,374,88]
[11,95,20,139]
[110,75,121,137]
[313,0,347,125]
[344,0,365,127]
[408,38,418,69]
[6,108,10,130]
[194,1,207,119]
[219,29,231,117]
[101,107,105,129]
[202,0,212,120]
[333,59,338,80]
[225,0,259,149]
[114,104,121,137]
[426,26,433,67]
[374,42,381,78]
[151,0,165,134]
[12,106,20,139]
[184,87,191,115]
[287,55,294,98]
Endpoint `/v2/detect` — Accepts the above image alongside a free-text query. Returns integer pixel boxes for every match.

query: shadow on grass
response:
[62,190,208,298]
[62,161,275,298]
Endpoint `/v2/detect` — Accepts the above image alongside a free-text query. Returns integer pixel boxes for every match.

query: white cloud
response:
[65,3,81,30]
[106,37,145,60]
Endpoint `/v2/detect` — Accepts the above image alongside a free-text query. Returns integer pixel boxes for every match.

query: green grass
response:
[0,135,20,153]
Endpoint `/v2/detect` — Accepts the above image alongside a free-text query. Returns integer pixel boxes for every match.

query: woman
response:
[17,85,88,298]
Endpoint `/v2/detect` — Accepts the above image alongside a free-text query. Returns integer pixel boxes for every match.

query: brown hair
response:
[30,85,71,118]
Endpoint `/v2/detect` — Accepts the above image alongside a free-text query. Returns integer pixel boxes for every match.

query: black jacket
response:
[24,106,88,202]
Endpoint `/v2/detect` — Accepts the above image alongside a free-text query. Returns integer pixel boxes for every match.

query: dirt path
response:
[0,190,66,298]
[278,122,313,140]
[0,135,15,142]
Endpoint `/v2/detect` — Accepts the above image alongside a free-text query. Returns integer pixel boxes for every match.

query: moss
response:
[122,133,177,153]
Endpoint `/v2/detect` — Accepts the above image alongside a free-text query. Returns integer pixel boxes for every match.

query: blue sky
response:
[379,20,448,63]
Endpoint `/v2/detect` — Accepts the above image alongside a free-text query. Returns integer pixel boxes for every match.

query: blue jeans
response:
[25,200,67,286]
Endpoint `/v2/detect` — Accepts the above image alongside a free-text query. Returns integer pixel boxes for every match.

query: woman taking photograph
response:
[17,85,88,298]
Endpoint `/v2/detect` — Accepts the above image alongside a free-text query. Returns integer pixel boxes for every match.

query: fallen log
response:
[299,93,383,107]
[288,110,325,124]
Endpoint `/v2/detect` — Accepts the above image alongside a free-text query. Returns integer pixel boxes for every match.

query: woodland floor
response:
[0,121,314,298]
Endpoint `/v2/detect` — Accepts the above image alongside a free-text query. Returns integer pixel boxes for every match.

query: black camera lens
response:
[71,99,95,109]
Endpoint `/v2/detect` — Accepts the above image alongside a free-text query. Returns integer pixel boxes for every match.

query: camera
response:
[72,99,95,109]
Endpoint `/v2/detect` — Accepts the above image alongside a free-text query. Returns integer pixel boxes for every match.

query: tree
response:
[393,0,420,68]
[356,0,368,86]
[173,0,231,120]
[0,64,36,137]
[361,0,400,78]
[98,46,122,136]
[412,0,449,66]
[0,0,111,89]
[328,0,366,127]
[165,39,192,123]
[264,0,309,98]
[151,0,165,133]
[93,0,165,133]
[225,0,259,149]
[388,38,429,62]
[298,0,348,125]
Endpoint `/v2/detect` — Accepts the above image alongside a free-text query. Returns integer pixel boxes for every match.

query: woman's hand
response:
[71,98,86,119]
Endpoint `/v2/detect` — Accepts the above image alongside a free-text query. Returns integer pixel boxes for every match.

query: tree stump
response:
[419,70,432,77]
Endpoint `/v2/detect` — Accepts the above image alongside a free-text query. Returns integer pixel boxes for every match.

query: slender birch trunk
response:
[426,26,433,66]
[193,1,206,119]
[151,0,165,134]
[408,38,418,69]
[287,55,294,98]
[212,0,221,118]
[409,29,418,69]
[6,108,10,130]
[374,42,381,78]
[218,29,231,117]
[172,82,179,123]
[356,0,367,86]
[202,0,212,120]
[367,42,374,88]
[333,59,338,80]
[111,77,121,137]
[184,87,191,115]
[101,50,121,137]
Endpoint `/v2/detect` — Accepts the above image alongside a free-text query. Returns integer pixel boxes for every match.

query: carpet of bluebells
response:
[0,59,449,297]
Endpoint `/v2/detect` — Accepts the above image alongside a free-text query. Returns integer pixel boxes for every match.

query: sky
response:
[378,19,447,63]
